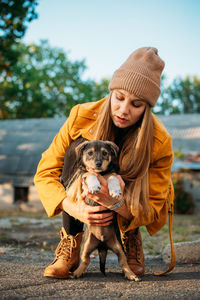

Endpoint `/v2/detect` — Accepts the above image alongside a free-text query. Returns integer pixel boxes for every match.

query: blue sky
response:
[23,0,200,84]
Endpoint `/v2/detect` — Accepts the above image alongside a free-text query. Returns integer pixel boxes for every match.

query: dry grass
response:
[0,210,200,256]
[141,214,200,255]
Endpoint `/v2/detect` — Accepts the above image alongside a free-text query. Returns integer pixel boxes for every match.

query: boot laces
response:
[55,235,77,261]
[122,232,141,261]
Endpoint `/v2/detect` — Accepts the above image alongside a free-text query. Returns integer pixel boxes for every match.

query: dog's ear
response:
[104,141,119,157]
[75,141,90,159]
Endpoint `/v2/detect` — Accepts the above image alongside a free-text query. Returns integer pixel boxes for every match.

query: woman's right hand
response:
[60,196,114,226]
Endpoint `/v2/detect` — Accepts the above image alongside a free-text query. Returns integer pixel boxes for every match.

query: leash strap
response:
[154,184,176,276]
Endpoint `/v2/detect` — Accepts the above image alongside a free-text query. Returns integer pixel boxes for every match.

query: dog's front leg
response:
[107,175,122,198]
[84,173,101,194]
[73,232,99,278]
[107,235,140,282]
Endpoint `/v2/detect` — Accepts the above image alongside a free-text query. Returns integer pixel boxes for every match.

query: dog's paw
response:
[73,267,85,279]
[73,271,83,279]
[109,188,122,198]
[86,174,101,194]
[107,176,122,198]
[124,273,141,282]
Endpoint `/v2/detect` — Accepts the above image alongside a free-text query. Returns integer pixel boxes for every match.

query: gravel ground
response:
[0,205,200,299]
[0,247,200,300]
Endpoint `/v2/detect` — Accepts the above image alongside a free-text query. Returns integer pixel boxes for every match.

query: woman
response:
[34,47,174,278]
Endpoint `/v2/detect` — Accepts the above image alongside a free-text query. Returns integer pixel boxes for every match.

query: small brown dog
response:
[72,140,140,281]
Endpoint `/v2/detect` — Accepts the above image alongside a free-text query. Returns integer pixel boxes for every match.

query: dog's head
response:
[75,140,119,173]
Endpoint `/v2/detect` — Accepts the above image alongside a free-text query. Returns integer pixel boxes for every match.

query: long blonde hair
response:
[94,92,153,218]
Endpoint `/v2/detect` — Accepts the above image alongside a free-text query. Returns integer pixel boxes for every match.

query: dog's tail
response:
[98,244,108,275]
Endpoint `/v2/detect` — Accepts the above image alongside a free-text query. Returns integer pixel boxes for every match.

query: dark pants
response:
[62,212,83,236]
[61,137,87,236]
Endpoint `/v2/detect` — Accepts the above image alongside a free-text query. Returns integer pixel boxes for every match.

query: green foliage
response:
[0,0,38,75]
[0,40,109,119]
[153,74,171,114]
[1,0,200,119]
[154,75,200,115]
[173,179,195,214]
[174,150,185,160]
[168,76,200,113]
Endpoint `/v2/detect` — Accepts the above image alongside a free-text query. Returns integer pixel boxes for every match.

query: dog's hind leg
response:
[107,235,140,281]
[73,233,99,278]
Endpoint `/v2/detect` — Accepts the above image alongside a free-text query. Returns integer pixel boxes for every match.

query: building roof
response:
[0,117,66,185]
[158,114,200,154]
[0,114,200,185]
[158,114,200,172]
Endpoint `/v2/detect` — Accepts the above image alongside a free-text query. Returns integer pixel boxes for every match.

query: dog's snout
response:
[96,160,102,168]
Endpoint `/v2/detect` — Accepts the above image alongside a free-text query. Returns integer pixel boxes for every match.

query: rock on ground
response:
[162,240,200,264]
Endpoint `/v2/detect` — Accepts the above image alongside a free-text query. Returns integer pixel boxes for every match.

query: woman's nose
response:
[119,101,129,114]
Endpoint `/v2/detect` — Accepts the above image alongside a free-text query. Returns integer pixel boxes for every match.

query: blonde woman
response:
[34,47,174,278]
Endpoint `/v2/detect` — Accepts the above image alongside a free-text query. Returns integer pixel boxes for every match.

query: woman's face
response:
[110,89,146,128]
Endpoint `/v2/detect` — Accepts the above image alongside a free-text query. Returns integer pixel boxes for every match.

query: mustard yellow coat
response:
[34,98,174,236]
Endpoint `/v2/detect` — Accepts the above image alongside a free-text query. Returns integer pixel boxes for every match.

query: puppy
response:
[72,140,140,281]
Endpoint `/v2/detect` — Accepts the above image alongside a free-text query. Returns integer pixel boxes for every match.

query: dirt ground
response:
[0,185,200,299]
[0,246,200,299]
[0,214,200,299]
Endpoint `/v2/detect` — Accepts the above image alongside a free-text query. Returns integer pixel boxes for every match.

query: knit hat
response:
[108,47,165,107]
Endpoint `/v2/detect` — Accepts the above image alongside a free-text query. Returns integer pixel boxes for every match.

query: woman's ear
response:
[75,141,90,159]
[104,141,119,157]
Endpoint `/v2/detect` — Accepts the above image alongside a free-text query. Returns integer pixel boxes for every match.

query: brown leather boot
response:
[121,228,145,276]
[44,227,83,278]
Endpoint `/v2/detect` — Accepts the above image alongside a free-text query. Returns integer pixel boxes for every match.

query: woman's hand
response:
[60,196,114,226]
[81,173,132,221]
[81,172,125,209]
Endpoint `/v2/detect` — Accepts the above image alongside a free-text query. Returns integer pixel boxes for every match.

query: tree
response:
[153,75,200,115]
[0,40,109,119]
[153,74,181,115]
[168,76,200,114]
[153,74,170,115]
[0,0,38,76]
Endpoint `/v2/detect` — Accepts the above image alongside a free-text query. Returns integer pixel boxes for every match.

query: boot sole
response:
[43,264,79,279]
[44,272,69,279]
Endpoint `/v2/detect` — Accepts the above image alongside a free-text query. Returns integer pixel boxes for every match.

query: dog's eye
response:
[102,151,107,156]
[87,151,93,156]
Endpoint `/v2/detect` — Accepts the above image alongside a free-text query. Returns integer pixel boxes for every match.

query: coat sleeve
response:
[34,105,79,217]
[117,135,174,235]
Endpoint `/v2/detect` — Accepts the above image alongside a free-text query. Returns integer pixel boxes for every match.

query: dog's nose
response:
[96,161,102,168]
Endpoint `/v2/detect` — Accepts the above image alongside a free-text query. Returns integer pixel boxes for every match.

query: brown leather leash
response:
[154,184,176,276]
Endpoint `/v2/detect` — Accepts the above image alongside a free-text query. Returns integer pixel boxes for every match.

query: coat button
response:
[89,129,94,134]
[93,113,97,118]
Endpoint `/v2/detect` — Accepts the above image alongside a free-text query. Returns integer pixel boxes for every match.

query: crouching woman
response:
[34,47,174,278]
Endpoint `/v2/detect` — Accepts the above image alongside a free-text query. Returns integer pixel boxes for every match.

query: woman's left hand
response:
[81,172,125,208]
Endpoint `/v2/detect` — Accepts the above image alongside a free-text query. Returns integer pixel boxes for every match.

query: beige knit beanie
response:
[108,47,165,107]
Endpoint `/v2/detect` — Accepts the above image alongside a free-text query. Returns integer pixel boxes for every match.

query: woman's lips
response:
[115,116,128,124]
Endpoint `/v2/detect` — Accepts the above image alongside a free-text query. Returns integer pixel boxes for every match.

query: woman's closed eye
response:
[131,100,144,108]
[116,96,124,101]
